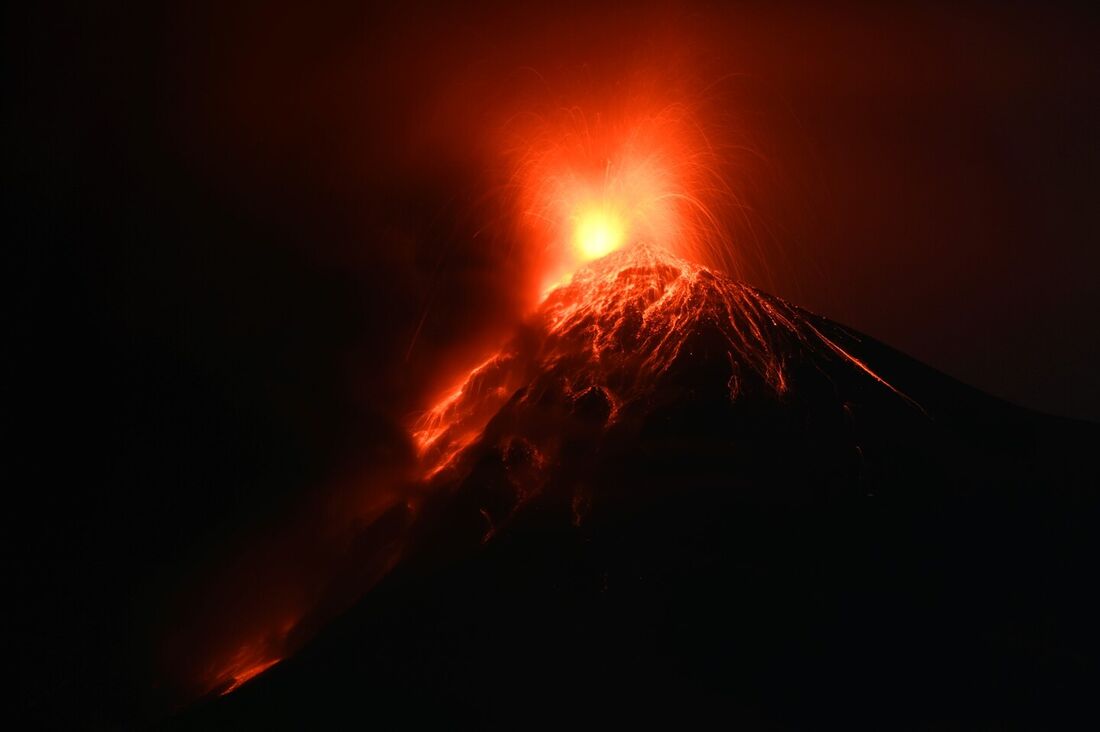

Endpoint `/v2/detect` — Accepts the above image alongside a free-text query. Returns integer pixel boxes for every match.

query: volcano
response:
[179,244,1099,729]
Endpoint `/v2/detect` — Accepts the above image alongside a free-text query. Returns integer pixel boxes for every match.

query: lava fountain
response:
[505,100,745,295]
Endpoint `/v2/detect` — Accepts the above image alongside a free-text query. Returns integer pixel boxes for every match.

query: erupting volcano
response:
[180,94,1100,728]
[17,3,1100,728]
[188,235,1099,728]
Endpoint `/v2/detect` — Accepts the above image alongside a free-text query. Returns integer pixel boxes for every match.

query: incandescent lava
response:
[413,240,919,488]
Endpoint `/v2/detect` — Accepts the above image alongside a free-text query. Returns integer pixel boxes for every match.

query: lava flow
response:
[412,241,920,485]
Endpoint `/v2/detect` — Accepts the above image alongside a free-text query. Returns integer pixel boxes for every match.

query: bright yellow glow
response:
[573,207,626,261]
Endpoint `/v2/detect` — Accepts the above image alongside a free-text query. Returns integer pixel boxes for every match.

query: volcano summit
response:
[185,243,1099,729]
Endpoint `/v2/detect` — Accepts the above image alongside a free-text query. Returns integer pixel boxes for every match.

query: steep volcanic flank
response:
[186,244,1100,729]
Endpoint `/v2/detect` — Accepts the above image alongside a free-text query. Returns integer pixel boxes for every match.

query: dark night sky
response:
[8,1,1100,725]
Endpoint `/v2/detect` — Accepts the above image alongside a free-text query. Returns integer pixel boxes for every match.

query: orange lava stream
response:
[216,658,281,697]
[205,618,295,698]
[412,241,917,480]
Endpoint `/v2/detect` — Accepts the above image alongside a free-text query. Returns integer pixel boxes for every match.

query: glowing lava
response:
[412,242,921,482]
